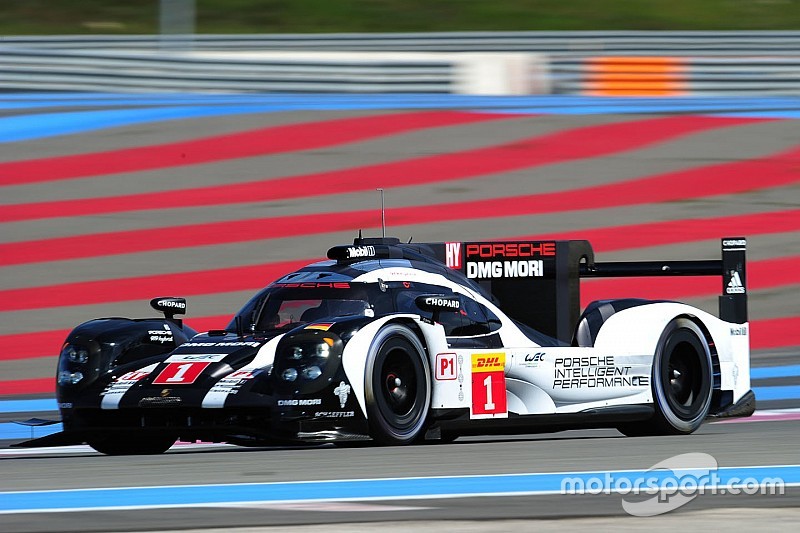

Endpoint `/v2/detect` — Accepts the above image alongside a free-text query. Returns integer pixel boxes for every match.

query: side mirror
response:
[415,294,461,312]
[150,297,187,322]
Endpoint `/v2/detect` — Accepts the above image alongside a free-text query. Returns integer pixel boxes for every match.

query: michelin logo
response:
[334,381,351,408]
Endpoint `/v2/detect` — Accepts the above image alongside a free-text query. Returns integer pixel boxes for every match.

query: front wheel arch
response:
[364,323,431,445]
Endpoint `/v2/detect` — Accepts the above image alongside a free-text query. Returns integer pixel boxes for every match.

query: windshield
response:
[228,283,391,332]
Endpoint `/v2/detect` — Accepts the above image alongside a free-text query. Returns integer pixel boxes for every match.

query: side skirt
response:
[431,404,654,437]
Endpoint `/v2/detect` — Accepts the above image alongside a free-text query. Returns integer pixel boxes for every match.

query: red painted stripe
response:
[1,209,795,358]
[407,145,799,225]
[0,315,232,363]
[0,245,796,313]
[1,115,765,223]
[0,204,800,361]
[520,209,800,252]
[2,142,797,267]
[0,110,506,187]
[580,256,798,306]
[0,330,68,361]
[0,259,312,312]
[0,377,53,396]
[3,316,796,396]
[751,317,800,349]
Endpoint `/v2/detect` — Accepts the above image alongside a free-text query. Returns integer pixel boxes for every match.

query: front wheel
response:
[87,434,176,455]
[619,318,713,437]
[364,324,431,445]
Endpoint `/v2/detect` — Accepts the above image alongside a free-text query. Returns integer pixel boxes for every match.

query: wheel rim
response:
[365,325,431,444]
[379,348,418,420]
[662,337,707,421]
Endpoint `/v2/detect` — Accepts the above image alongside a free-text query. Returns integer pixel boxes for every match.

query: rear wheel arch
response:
[619,316,714,436]
[679,315,723,413]
[682,314,721,389]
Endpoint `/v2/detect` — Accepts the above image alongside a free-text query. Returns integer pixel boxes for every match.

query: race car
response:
[19,236,754,454]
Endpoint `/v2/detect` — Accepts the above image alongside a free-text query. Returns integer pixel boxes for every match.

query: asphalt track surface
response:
[2,418,800,532]
[1,94,799,530]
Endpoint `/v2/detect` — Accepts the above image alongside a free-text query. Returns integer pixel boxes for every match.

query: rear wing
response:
[419,238,747,344]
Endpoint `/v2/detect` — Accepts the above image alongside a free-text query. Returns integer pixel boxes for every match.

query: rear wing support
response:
[579,237,748,325]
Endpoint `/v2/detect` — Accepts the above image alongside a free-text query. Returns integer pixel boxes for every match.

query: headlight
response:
[315,342,330,359]
[62,344,89,364]
[275,332,343,391]
[57,340,103,392]
[58,370,84,385]
[301,366,322,380]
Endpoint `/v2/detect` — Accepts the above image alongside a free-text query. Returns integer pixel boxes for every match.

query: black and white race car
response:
[21,237,754,454]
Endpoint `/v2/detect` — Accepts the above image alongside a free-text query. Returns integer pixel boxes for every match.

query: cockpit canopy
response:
[227,282,388,333]
[226,278,504,339]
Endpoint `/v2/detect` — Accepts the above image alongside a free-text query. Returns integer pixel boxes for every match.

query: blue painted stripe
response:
[0,422,62,440]
[715,111,800,119]
[2,92,798,109]
[0,105,302,143]
[1,465,798,513]
[1,94,797,142]
[751,365,800,380]
[753,385,800,401]
[0,399,58,413]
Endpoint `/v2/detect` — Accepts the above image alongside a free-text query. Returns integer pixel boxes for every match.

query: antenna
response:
[376,188,386,238]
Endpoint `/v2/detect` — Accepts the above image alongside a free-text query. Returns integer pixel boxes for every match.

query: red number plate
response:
[152,362,210,385]
[471,353,507,418]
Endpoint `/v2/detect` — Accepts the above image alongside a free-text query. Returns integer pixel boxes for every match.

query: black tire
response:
[87,434,176,455]
[364,324,431,445]
[619,318,713,437]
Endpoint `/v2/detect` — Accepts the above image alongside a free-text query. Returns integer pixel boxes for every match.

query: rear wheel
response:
[87,434,176,455]
[364,324,431,445]
[618,318,713,437]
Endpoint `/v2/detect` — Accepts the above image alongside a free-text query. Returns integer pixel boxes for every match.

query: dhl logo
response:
[472,352,505,372]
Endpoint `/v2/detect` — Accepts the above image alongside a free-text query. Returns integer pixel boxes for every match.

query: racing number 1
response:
[152,362,210,385]
[167,363,193,383]
[471,353,507,418]
[483,374,495,410]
